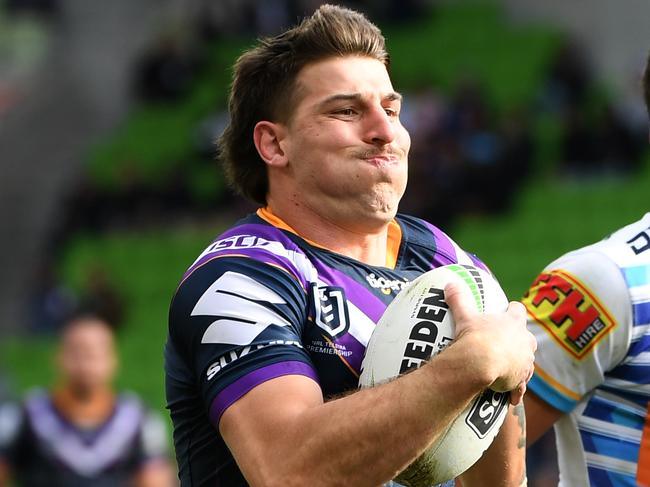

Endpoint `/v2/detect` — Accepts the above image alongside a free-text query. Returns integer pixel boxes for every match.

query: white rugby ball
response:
[359,264,510,487]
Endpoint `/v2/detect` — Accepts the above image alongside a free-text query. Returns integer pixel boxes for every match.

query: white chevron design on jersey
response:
[193,271,290,346]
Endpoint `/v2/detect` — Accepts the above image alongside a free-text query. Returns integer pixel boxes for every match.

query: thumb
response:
[444,281,478,326]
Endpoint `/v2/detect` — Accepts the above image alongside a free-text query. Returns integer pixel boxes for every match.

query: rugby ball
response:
[359,264,510,487]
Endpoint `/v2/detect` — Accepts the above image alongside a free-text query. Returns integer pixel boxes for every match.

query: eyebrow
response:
[319,91,403,108]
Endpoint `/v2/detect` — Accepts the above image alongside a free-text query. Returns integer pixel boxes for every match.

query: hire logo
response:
[523,269,616,359]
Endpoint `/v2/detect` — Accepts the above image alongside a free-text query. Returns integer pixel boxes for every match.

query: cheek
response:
[397,124,412,154]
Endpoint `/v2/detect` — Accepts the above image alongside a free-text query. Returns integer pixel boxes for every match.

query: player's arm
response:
[521,251,631,447]
[458,403,527,487]
[220,283,536,487]
[524,390,563,446]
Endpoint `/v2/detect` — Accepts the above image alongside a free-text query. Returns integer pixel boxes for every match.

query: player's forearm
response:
[459,403,526,487]
[230,340,494,487]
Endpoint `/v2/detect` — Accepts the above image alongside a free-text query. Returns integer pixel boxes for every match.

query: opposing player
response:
[523,53,650,486]
[0,314,174,487]
[165,5,536,486]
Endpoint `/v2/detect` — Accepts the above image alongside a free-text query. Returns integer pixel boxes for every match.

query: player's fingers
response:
[444,281,477,324]
[506,300,527,320]
[526,365,535,383]
[509,382,526,405]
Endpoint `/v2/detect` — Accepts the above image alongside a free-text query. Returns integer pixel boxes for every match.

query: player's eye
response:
[333,107,357,116]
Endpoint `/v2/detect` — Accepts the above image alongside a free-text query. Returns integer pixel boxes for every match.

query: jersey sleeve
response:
[522,250,633,413]
[168,251,316,427]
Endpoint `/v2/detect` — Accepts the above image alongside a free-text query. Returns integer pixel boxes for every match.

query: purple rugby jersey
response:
[165,208,489,486]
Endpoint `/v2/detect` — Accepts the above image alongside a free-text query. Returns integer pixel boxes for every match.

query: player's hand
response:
[445,282,536,404]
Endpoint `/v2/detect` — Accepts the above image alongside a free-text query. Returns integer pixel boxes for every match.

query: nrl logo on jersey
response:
[366,273,409,295]
[310,284,350,338]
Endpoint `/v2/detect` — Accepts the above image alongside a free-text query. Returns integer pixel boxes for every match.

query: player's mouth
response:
[359,150,403,167]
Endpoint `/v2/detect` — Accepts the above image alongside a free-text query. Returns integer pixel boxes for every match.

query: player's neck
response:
[52,384,115,427]
[260,204,392,267]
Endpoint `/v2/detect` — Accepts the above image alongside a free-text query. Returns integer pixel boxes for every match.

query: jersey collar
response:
[257,207,401,269]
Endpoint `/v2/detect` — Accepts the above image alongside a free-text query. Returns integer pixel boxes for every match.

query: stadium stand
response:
[1,2,648,486]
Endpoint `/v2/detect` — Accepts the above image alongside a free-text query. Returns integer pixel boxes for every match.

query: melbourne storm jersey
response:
[523,213,650,486]
[165,208,487,486]
[0,389,169,487]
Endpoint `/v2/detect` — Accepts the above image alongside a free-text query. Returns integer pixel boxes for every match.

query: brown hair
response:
[218,4,390,205]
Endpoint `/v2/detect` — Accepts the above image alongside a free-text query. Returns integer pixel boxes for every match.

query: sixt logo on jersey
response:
[523,269,616,359]
[365,273,409,295]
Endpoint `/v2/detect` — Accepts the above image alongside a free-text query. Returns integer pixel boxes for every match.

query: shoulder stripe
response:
[208,361,318,426]
[417,220,456,265]
[528,370,579,413]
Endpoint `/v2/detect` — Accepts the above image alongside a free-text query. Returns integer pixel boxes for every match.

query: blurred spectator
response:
[559,104,598,175]
[78,265,126,330]
[594,102,644,174]
[401,78,533,227]
[134,34,199,104]
[0,314,175,487]
[560,101,644,177]
[539,38,592,115]
[27,260,77,334]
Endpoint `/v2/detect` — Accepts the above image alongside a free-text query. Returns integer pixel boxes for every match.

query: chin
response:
[369,189,402,217]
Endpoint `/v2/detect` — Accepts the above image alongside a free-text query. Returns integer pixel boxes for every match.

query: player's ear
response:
[254,121,288,168]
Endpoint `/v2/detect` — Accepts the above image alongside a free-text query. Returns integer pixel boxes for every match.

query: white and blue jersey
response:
[523,213,650,486]
[165,208,486,486]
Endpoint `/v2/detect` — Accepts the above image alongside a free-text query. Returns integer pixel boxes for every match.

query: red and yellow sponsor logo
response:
[523,269,616,360]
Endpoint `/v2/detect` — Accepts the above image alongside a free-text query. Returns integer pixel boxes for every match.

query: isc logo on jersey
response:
[523,269,616,359]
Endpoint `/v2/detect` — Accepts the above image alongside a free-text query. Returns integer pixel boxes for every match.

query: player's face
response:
[280,56,410,230]
[58,320,117,393]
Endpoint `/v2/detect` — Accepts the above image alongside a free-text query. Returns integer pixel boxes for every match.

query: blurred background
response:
[0,0,648,485]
